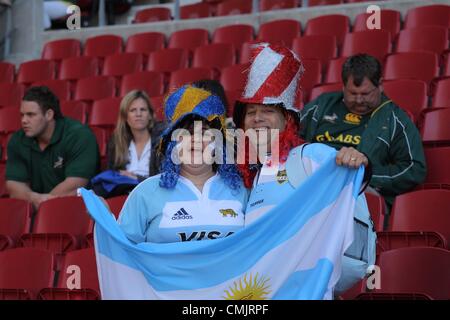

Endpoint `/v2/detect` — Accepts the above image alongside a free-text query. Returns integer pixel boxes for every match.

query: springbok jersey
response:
[118,174,248,243]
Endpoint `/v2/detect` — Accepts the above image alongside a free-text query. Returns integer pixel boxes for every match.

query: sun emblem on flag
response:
[223,273,271,300]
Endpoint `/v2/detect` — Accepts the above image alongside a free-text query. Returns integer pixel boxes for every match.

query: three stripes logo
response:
[172,208,193,220]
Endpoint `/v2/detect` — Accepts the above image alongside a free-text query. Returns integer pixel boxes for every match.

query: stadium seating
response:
[107,195,127,219]
[357,247,450,299]
[83,34,123,60]
[260,0,298,11]
[0,107,21,134]
[60,100,88,124]
[383,52,439,89]
[168,28,209,54]
[216,0,252,16]
[395,26,449,58]
[382,79,428,121]
[309,0,342,6]
[58,56,99,84]
[125,32,166,60]
[168,67,215,90]
[149,95,165,121]
[365,192,386,232]
[292,35,337,71]
[0,198,32,251]
[0,62,15,83]
[0,248,55,300]
[212,24,254,58]
[17,59,56,86]
[423,147,450,188]
[0,164,6,197]
[20,196,93,254]
[89,97,122,135]
[74,75,116,104]
[39,248,100,300]
[133,7,171,23]
[304,14,350,46]
[41,39,81,64]
[353,9,401,38]
[102,53,143,87]
[180,2,210,19]
[309,83,342,101]
[257,19,301,47]
[220,63,250,92]
[421,108,450,146]
[299,59,322,102]
[31,79,71,101]
[432,77,450,108]
[146,48,189,75]
[239,40,265,64]
[324,57,346,84]
[341,30,391,63]
[120,71,165,98]
[0,83,24,108]
[404,4,450,29]
[192,43,235,72]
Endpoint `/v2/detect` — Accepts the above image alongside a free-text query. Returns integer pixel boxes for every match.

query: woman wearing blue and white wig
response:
[118,85,248,244]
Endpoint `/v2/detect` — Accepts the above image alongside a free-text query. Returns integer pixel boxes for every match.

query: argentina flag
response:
[80,157,364,300]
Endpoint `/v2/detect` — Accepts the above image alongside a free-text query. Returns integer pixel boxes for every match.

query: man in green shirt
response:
[300,54,426,211]
[6,86,99,209]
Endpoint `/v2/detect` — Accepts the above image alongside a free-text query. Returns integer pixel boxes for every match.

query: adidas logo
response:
[172,208,193,220]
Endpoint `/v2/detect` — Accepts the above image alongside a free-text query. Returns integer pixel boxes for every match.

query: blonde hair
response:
[112,90,155,169]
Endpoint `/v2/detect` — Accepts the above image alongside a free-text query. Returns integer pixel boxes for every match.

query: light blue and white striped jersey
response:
[118,174,248,243]
[246,143,336,225]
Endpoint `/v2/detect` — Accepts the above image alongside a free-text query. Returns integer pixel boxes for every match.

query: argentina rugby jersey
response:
[118,174,248,243]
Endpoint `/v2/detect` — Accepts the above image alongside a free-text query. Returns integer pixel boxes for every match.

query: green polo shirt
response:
[6,117,99,194]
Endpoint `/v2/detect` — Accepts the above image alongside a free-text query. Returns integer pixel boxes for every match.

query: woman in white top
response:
[106,90,165,187]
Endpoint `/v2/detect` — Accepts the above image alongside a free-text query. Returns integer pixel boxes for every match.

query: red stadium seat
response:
[74,76,116,104]
[299,59,321,102]
[212,24,254,58]
[341,30,391,63]
[432,78,450,108]
[0,248,54,300]
[395,26,449,58]
[292,35,337,72]
[60,100,88,124]
[365,192,386,232]
[383,79,428,121]
[39,248,100,300]
[225,90,240,116]
[58,56,99,83]
[309,83,342,101]
[41,39,81,64]
[366,247,450,299]
[89,97,121,132]
[239,40,265,64]
[169,67,215,90]
[133,7,171,23]
[216,0,252,16]
[404,4,450,29]
[0,83,24,108]
[149,95,165,121]
[324,57,346,84]
[146,48,189,74]
[83,35,123,60]
[257,19,301,47]
[125,32,165,60]
[0,164,6,197]
[168,28,209,54]
[192,43,235,72]
[20,196,93,254]
[220,63,250,92]
[90,126,108,158]
[423,147,450,188]
[120,71,164,98]
[0,62,15,83]
[0,198,32,251]
[304,14,350,47]
[308,0,342,6]
[107,195,127,219]
[353,9,401,39]
[31,79,71,102]
[384,52,439,88]
[0,107,21,134]
[421,108,450,146]
[260,0,298,11]
[180,2,211,19]
[445,54,450,77]
[102,53,143,87]
[17,59,56,86]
